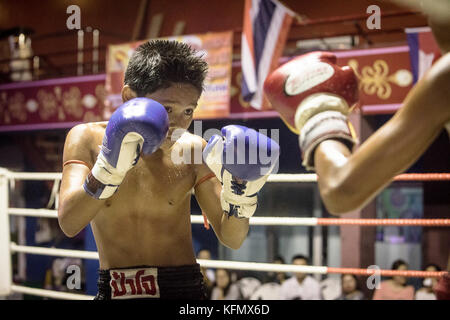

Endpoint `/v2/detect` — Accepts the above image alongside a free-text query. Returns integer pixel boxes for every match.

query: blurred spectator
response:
[434,255,450,300]
[373,259,415,300]
[264,256,287,284]
[197,248,215,299]
[251,282,281,300]
[237,277,261,299]
[279,254,322,300]
[336,274,365,300]
[211,268,241,300]
[320,275,341,300]
[415,263,441,300]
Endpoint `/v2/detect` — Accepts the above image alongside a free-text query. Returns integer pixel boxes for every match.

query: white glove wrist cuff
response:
[300,110,357,171]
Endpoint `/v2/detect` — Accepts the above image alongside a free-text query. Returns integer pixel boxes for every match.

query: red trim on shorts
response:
[63,160,92,170]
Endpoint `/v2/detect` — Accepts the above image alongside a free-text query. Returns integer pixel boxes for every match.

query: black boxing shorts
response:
[94,264,207,300]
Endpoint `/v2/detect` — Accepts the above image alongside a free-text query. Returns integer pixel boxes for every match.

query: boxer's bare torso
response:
[61,121,207,269]
[59,83,248,271]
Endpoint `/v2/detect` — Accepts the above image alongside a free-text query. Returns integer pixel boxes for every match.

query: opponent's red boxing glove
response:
[264,51,359,170]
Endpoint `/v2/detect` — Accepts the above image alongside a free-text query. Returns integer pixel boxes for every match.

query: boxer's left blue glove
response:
[203,125,280,218]
[83,98,168,199]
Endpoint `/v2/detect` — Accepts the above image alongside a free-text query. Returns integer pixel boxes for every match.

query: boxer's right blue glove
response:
[83,98,169,199]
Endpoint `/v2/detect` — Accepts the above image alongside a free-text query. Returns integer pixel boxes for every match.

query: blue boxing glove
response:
[203,125,280,218]
[84,98,169,199]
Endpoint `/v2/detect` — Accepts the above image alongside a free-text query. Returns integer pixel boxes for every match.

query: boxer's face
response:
[145,83,201,140]
[121,83,201,144]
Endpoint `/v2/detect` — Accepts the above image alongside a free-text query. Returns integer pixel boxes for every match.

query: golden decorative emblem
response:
[8,92,27,122]
[348,59,413,100]
[63,87,83,119]
[37,89,58,120]
[95,84,106,115]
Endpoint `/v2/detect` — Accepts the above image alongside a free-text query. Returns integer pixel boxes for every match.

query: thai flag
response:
[405,27,442,84]
[241,0,295,110]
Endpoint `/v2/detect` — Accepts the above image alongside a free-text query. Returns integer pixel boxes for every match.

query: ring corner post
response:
[0,168,12,297]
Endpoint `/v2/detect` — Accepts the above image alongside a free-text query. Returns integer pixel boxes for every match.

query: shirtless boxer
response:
[263,12,450,215]
[58,40,279,300]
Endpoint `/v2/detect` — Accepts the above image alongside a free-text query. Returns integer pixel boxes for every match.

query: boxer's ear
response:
[122,85,137,102]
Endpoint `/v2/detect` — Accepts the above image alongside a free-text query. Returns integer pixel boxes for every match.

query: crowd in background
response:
[197,249,444,300]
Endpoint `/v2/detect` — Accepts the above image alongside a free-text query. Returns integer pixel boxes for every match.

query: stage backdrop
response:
[0,28,442,132]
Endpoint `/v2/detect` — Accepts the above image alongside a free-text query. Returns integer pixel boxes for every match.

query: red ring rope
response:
[317,218,450,226]
[393,173,450,181]
[327,267,448,278]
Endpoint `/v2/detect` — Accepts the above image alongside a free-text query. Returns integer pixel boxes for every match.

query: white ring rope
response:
[10,285,94,300]
[10,243,99,260]
[3,171,319,183]
[9,208,59,219]
[8,208,320,226]
[8,243,326,274]
[5,172,62,181]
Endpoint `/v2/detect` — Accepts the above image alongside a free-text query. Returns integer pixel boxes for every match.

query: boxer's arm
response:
[429,18,450,54]
[315,53,450,214]
[388,0,450,54]
[193,140,249,250]
[58,124,105,237]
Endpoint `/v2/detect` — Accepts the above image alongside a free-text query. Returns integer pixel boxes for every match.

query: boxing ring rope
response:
[4,171,450,182]
[1,168,449,300]
[7,208,450,226]
[8,243,448,278]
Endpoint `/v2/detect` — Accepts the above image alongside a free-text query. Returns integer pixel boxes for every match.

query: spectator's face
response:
[216,269,230,289]
[342,275,357,294]
[425,265,438,287]
[293,258,307,282]
[273,259,285,278]
[392,264,408,285]
[273,258,283,264]
[267,258,283,278]
[198,250,211,260]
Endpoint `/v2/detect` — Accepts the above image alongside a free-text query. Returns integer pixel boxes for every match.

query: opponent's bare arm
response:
[388,0,450,54]
[194,139,249,250]
[315,52,450,214]
[58,124,105,237]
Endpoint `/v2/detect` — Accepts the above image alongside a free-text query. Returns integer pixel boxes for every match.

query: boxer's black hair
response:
[124,39,208,96]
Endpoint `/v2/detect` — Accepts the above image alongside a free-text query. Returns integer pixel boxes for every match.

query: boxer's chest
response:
[105,153,196,211]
